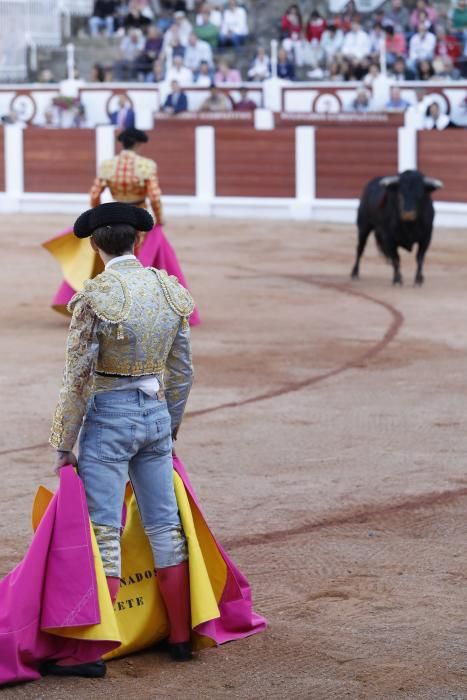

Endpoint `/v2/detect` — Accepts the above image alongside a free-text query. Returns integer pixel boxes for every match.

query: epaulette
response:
[98,157,118,181]
[135,155,156,182]
[67,270,132,337]
[150,268,195,321]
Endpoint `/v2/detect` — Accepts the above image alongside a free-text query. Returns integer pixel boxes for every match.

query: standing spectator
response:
[305,10,326,42]
[163,11,193,51]
[161,80,188,114]
[184,32,213,72]
[195,6,220,48]
[385,85,412,111]
[110,95,135,128]
[199,84,233,111]
[385,0,410,34]
[247,47,271,81]
[194,60,213,85]
[280,4,302,40]
[320,24,344,65]
[89,0,117,37]
[219,0,248,48]
[234,87,257,111]
[277,47,295,79]
[341,17,371,63]
[424,101,450,129]
[390,56,416,80]
[384,24,406,65]
[114,29,145,80]
[165,54,193,85]
[214,60,241,84]
[410,0,437,31]
[409,24,436,68]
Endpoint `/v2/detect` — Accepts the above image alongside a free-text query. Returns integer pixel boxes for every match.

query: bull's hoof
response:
[414,274,424,286]
[392,275,403,286]
[350,268,359,280]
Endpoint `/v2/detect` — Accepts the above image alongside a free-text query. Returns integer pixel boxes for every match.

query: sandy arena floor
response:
[1,214,467,700]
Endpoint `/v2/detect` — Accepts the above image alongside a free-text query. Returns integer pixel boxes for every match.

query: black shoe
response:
[169,642,193,662]
[39,660,107,678]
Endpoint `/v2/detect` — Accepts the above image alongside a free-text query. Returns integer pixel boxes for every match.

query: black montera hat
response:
[73,202,154,238]
[117,128,148,145]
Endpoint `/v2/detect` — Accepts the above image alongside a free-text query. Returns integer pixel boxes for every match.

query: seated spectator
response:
[215,60,241,84]
[165,54,193,85]
[384,24,406,65]
[320,24,344,65]
[305,10,326,42]
[280,4,302,40]
[348,88,372,113]
[247,47,271,81]
[89,0,117,36]
[110,95,135,128]
[390,56,416,81]
[409,25,436,69]
[386,0,410,34]
[328,59,344,81]
[38,68,56,83]
[417,58,435,79]
[194,60,213,85]
[146,57,166,82]
[114,29,145,80]
[195,5,220,48]
[363,62,380,86]
[435,27,461,63]
[432,55,460,79]
[135,26,163,76]
[199,84,233,112]
[369,22,385,56]
[451,0,467,32]
[385,85,412,111]
[410,0,437,31]
[219,0,248,48]
[277,47,295,80]
[234,87,257,111]
[123,0,152,31]
[163,11,193,51]
[184,32,213,72]
[424,101,450,129]
[161,80,188,114]
[90,63,106,81]
[341,17,371,63]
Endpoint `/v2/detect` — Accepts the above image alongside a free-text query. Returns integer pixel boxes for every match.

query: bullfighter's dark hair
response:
[91,224,138,256]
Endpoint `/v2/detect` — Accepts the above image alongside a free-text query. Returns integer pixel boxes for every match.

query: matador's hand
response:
[54,450,78,474]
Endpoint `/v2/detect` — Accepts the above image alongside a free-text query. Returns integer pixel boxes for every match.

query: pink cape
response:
[0,459,266,687]
[49,224,201,326]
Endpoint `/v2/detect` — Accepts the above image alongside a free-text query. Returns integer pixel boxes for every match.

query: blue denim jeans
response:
[78,389,187,577]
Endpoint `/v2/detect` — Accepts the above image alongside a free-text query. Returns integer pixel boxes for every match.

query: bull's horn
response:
[423,177,443,189]
[379,176,400,187]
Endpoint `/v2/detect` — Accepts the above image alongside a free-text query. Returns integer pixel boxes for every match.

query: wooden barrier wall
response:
[145,124,196,196]
[215,128,295,198]
[24,129,95,193]
[0,129,4,192]
[315,127,398,199]
[418,130,467,202]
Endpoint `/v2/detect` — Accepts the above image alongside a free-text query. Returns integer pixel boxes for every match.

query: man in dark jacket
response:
[161,81,189,115]
[89,0,117,36]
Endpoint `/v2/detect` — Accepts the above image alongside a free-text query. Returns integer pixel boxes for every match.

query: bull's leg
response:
[390,249,403,285]
[414,239,430,286]
[351,225,372,279]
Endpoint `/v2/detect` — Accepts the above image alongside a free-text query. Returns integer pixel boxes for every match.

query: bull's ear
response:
[423,177,443,191]
[379,176,400,189]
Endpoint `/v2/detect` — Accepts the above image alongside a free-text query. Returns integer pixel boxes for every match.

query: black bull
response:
[351,170,443,285]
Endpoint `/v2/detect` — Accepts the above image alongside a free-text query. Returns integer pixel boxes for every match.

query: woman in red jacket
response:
[281,4,302,40]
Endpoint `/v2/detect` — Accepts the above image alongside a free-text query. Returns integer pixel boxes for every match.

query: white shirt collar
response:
[105,254,137,270]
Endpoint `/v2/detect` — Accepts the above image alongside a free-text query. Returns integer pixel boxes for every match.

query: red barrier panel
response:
[418,130,467,203]
[144,125,196,196]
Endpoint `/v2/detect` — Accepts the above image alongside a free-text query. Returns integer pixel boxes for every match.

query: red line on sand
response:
[0,275,403,457]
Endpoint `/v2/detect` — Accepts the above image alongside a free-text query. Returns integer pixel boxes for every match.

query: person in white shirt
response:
[423,101,450,130]
[184,32,213,72]
[114,29,145,80]
[320,24,344,65]
[196,2,222,28]
[247,47,271,81]
[341,18,371,62]
[408,24,436,69]
[165,55,193,87]
[162,10,193,52]
[219,0,248,47]
[194,60,213,86]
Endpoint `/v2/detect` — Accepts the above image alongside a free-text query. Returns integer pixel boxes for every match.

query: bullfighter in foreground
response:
[47,202,195,676]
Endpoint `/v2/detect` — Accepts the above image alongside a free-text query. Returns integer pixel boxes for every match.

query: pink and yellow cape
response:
[0,458,265,687]
[42,225,201,326]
